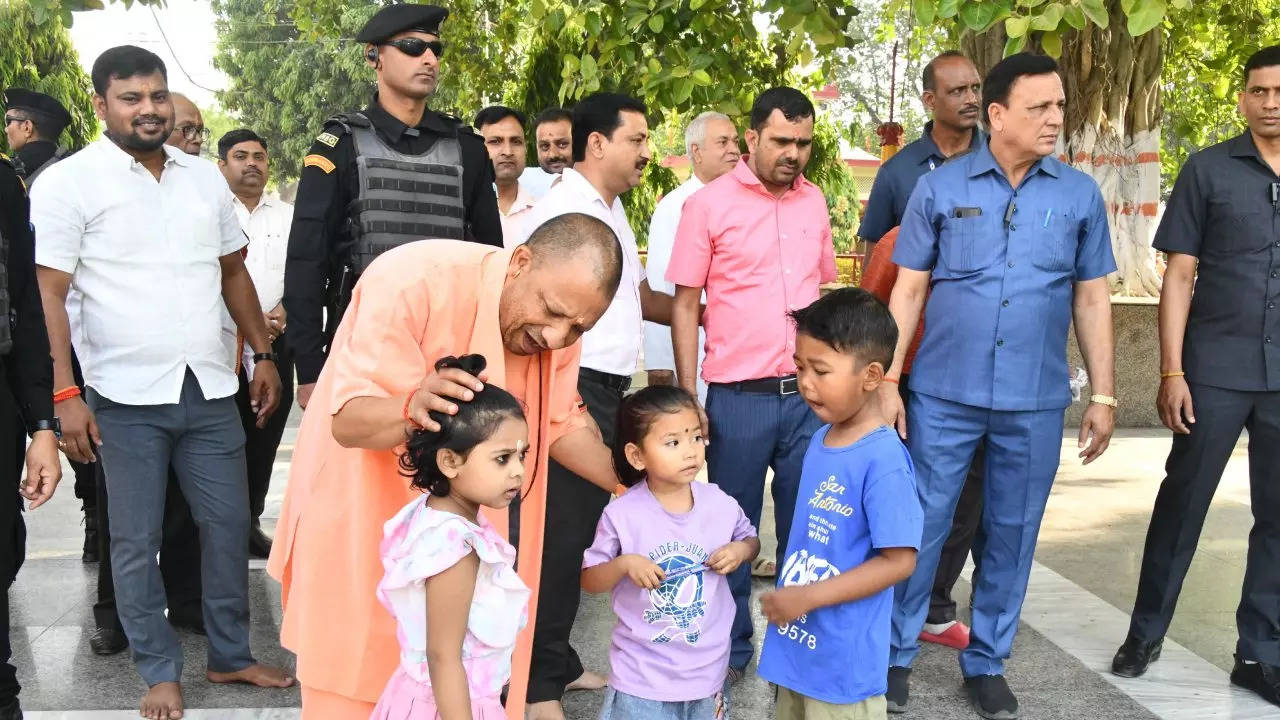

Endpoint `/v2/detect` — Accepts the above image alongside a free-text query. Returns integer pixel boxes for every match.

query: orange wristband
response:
[53,386,81,403]
[883,377,900,385]
[402,391,423,429]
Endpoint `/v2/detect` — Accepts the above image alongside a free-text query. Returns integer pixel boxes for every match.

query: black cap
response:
[3,89,72,130]
[355,4,448,44]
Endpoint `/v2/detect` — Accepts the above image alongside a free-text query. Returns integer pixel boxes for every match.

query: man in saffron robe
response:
[267,213,624,718]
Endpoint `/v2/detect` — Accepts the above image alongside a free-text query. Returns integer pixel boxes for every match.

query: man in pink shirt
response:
[667,86,837,675]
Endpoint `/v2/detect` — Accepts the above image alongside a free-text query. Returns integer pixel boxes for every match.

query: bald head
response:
[166,93,205,155]
[497,212,624,355]
[525,212,624,298]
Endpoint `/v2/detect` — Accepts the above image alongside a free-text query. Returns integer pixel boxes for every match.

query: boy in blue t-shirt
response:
[758,287,924,719]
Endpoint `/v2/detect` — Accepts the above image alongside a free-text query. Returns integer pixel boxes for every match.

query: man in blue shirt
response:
[858,51,985,251]
[858,50,986,652]
[880,53,1118,719]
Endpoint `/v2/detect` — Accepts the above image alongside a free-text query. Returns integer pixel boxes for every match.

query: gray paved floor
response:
[8,409,1276,718]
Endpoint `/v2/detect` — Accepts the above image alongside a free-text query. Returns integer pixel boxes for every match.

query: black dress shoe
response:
[89,627,128,656]
[1230,655,1280,707]
[168,607,207,636]
[886,666,910,713]
[0,696,21,720]
[1111,636,1163,678]
[81,512,98,564]
[965,674,1019,720]
[248,522,273,559]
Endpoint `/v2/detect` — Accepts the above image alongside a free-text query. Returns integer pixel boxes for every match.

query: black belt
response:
[580,367,632,393]
[711,375,799,396]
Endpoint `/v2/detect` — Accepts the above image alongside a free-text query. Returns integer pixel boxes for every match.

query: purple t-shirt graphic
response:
[583,481,757,702]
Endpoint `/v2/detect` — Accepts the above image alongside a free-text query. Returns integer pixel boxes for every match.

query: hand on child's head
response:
[403,354,529,510]
[406,355,489,432]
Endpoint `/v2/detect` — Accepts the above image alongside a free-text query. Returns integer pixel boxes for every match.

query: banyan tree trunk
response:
[962,1,1164,296]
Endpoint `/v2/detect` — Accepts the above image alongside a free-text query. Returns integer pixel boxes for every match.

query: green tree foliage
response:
[894,0,1186,57]
[211,0,376,182]
[276,0,863,246]
[0,0,97,155]
[1160,0,1278,196]
[200,103,239,159]
[26,0,120,28]
[829,1,942,154]
[808,117,859,253]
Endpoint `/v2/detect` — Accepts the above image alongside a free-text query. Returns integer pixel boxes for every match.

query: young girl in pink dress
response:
[372,355,531,720]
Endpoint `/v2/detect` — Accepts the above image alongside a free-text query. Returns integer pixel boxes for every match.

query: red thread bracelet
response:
[53,386,81,403]
[402,391,423,429]
[883,377,900,385]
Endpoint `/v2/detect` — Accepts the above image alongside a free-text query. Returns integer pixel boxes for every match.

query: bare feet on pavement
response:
[206,663,296,688]
[139,681,183,720]
[565,670,607,692]
[526,699,567,720]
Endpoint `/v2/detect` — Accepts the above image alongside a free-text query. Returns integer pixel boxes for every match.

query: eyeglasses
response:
[382,37,445,59]
[3,115,26,126]
[176,125,210,142]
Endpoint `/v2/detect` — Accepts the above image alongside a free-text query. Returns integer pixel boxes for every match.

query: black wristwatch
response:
[28,418,61,439]
[252,352,277,364]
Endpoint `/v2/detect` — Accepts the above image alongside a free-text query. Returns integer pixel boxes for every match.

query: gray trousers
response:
[1129,381,1280,665]
[87,369,255,686]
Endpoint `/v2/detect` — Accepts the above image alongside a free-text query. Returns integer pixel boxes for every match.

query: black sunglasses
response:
[3,115,26,126]
[382,37,445,59]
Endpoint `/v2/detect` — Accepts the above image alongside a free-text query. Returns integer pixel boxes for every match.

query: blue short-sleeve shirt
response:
[892,144,1116,411]
[758,425,923,705]
[857,122,986,245]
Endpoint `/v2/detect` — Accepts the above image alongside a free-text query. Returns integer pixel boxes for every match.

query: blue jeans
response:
[889,392,1064,677]
[597,687,726,720]
[87,370,255,686]
[705,385,821,670]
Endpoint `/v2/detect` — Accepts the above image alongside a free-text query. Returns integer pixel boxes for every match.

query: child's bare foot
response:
[526,699,567,720]
[139,682,183,719]
[565,670,606,692]
[206,663,295,688]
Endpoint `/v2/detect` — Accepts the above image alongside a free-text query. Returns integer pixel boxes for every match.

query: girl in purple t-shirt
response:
[582,385,761,720]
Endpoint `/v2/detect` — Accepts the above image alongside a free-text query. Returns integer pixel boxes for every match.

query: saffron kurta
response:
[267,240,587,718]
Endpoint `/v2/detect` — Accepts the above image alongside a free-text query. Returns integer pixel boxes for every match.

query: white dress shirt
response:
[644,175,708,403]
[518,166,559,200]
[233,194,292,312]
[31,139,248,405]
[498,182,537,249]
[233,193,293,378]
[518,168,645,377]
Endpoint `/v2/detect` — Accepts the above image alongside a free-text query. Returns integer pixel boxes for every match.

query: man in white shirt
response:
[78,91,212,663]
[218,128,293,559]
[519,106,574,200]
[30,46,294,718]
[643,111,740,402]
[474,106,537,246]
[517,92,676,720]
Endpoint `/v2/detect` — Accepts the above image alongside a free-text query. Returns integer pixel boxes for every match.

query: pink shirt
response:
[499,182,537,249]
[666,159,837,384]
